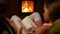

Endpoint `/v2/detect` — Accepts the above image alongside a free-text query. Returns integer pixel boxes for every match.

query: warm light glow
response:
[22,1,34,13]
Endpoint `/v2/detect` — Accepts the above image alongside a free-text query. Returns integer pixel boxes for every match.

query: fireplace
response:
[19,0,36,18]
[22,1,34,13]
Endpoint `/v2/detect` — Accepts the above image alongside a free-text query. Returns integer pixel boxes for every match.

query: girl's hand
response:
[35,23,52,34]
[5,17,22,34]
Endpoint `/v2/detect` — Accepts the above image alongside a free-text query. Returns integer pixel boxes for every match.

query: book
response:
[10,15,27,34]
[10,15,37,34]
[21,16,37,30]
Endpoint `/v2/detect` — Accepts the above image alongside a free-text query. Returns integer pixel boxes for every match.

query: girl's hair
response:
[44,0,60,22]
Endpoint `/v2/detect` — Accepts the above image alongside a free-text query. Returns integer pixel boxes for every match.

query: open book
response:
[10,15,37,34]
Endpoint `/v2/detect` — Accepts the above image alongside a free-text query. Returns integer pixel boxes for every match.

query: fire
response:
[22,1,34,13]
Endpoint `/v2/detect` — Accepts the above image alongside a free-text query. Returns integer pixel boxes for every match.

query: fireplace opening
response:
[22,0,34,13]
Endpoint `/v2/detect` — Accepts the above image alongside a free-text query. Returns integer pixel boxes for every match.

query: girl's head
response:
[43,0,60,22]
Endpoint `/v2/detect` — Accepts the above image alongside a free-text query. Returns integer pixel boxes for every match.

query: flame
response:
[22,1,34,13]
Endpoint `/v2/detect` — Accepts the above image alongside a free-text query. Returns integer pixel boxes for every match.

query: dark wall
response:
[6,0,20,18]
[0,0,45,19]
[36,0,45,13]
